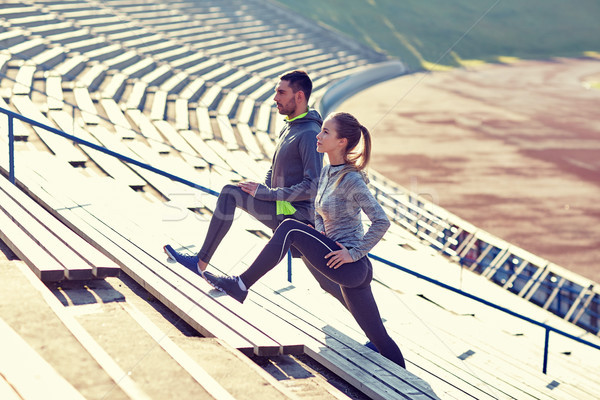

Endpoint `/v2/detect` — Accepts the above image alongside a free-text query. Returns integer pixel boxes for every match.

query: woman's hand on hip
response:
[325,242,352,269]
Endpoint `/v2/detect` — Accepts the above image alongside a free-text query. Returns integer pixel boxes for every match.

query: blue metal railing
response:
[1,106,218,196]
[3,106,600,375]
[369,253,600,374]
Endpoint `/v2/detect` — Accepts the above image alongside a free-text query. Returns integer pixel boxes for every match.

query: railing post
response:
[543,327,550,374]
[8,114,14,184]
[287,249,292,283]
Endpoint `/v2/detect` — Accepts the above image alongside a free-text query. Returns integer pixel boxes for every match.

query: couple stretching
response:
[164,70,405,368]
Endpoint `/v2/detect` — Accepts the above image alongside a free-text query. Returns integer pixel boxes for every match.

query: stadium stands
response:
[1,0,599,398]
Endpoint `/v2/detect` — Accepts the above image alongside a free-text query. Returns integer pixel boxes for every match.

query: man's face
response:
[273,80,298,116]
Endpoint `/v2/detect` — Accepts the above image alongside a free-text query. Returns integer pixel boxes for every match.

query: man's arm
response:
[253,132,321,202]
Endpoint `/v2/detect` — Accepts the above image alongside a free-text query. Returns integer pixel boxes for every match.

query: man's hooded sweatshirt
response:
[254,109,323,224]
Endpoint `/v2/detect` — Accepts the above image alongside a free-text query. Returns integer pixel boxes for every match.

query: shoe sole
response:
[163,246,177,262]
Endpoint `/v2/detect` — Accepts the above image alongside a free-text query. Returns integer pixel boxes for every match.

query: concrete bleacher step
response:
[0,260,137,400]
[0,316,87,399]
[1,258,293,400]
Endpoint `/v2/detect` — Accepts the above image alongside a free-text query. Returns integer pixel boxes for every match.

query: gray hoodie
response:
[254,109,323,224]
[315,164,391,261]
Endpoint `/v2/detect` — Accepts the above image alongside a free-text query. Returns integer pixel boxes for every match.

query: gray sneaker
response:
[204,272,248,304]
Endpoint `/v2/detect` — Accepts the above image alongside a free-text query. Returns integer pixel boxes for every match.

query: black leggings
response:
[240,219,406,367]
[198,185,350,301]
[198,184,283,263]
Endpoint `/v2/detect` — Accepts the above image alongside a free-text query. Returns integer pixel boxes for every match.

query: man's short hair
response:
[280,70,312,102]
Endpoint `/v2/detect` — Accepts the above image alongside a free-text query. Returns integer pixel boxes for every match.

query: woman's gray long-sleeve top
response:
[315,164,391,261]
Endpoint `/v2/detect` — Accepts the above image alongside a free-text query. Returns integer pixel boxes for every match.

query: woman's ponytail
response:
[328,112,372,186]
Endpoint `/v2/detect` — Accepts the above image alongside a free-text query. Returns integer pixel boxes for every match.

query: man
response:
[165,70,324,276]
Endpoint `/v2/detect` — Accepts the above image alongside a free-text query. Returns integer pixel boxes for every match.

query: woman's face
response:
[316,118,345,154]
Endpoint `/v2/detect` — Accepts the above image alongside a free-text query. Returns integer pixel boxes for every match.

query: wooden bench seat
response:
[125,81,148,111]
[11,95,88,165]
[0,170,120,281]
[75,15,123,28]
[137,41,180,58]
[141,64,173,87]
[198,84,222,110]
[77,63,107,92]
[84,43,124,62]
[235,123,263,160]
[0,28,28,49]
[5,11,57,28]
[53,54,88,81]
[178,130,235,173]
[248,80,277,103]
[215,116,239,151]
[10,161,300,356]
[153,119,208,169]
[103,50,140,72]
[254,102,274,133]
[215,69,247,90]
[184,57,221,77]
[254,129,276,159]
[150,90,168,121]
[7,36,47,59]
[121,34,164,50]
[25,20,71,36]
[30,46,66,69]
[73,86,101,125]
[179,77,206,102]
[174,98,189,130]
[64,36,106,54]
[99,98,137,140]
[50,111,146,189]
[235,96,255,125]
[46,28,94,46]
[86,125,191,198]
[217,90,239,118]
[12,63,36,96]
[170,52,205,71]
[121,57,156,80]
[45,74,64,110]
[104,27,150,43]
[160,71,190,94]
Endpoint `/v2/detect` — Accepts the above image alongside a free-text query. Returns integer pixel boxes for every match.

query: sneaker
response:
[164,245,203,277]
[204,273,248,304]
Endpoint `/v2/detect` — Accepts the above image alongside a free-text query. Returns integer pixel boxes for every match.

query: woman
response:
[205,112,406,367]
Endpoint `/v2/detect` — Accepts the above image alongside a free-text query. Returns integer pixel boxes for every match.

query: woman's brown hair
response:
[328,112,372,185]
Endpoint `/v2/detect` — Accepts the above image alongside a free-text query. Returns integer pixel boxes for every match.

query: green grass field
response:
[273,0,600,70]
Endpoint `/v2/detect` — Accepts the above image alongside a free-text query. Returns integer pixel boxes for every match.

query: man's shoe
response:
[164,245,203,276]
[204,273,248,304]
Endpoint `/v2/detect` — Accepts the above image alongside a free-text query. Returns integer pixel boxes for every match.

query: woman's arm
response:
[348,177,390,261]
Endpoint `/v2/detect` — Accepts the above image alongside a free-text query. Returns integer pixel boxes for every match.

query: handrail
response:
[1,106,218,197]
[3,106,599,375]
[368,253,600,374]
